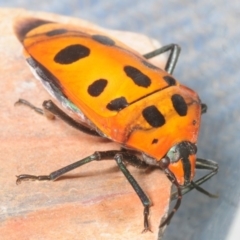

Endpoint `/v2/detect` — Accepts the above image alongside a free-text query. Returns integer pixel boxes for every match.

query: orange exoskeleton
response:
[14,18,218,231]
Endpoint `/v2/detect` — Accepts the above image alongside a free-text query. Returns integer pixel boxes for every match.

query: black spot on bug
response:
[142,60,160,70]
[124,66,151,88]
[163,76,176,86]
[88,79,108,97]
[92,35,115,46]
[171,94,188,116]
[54,44,90,64]
[193,120,197,125]
[142,105,165,128]
[106,97,129,111]
[46,28,68,36]
[152,138,159,144]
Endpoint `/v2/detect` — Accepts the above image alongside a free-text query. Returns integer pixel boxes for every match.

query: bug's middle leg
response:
[16,150,152,232]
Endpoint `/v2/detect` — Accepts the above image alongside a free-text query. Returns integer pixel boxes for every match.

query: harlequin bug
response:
[14,18,218,232]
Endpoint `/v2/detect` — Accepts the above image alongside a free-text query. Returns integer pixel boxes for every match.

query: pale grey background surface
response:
[1,1,239,240]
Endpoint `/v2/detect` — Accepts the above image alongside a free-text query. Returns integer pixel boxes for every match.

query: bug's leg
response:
[201,103,207,114]
[16,150,121,184]
[159,170,182,228]
[114,153,152,232]
[15,98,45,115]
[16,150,152,231]
[15,99,100,137]
[143,44,181,74]
[42,100,101,136]
[170,158,218,200]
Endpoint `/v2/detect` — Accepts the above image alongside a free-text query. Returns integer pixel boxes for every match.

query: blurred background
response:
[1,1,240,239]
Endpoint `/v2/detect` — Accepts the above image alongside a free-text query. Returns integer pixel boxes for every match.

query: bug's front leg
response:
[114,153,152,232]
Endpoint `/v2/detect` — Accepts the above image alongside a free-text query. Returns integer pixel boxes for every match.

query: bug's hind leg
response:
[143,44,181,74]
[15,98,45,116]
[15,99,100,137]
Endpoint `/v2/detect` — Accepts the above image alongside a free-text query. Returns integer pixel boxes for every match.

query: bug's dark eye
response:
[159,157,170,169]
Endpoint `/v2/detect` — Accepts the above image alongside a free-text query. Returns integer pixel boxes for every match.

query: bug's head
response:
[159,141,197,186]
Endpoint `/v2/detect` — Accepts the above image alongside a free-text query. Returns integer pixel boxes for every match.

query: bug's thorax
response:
[106,84,202,159]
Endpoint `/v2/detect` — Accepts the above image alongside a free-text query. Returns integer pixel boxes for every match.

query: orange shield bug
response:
[14,18,218,232]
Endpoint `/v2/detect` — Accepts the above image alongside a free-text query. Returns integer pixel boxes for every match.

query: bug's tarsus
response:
[15,99,44,115]
[142,206,152,233]
[16,174,51,184]
[143,44,181,74]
